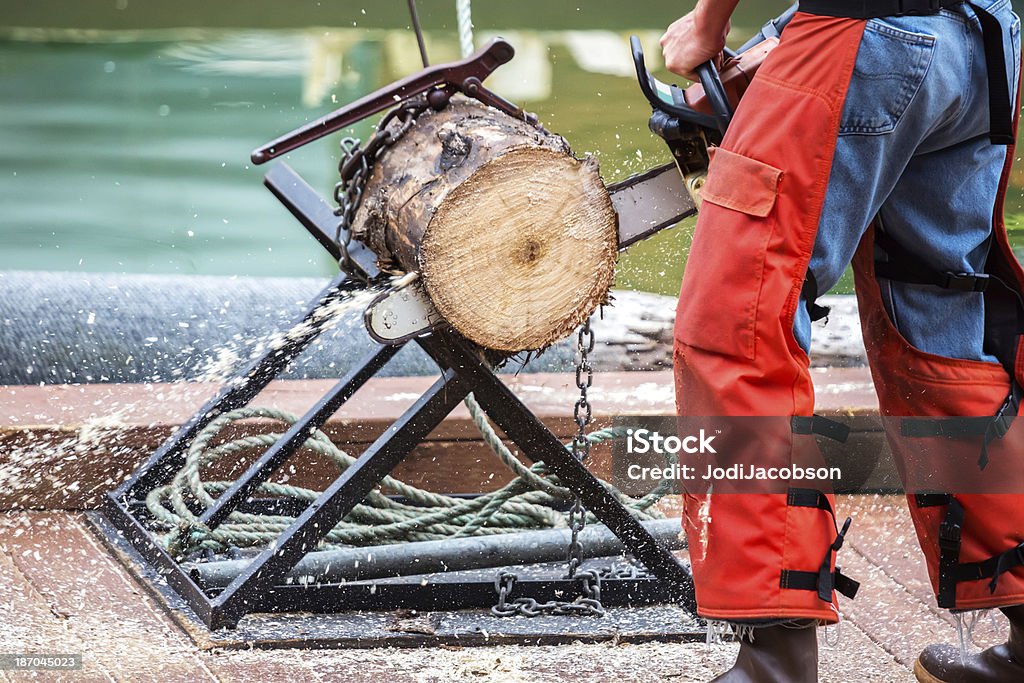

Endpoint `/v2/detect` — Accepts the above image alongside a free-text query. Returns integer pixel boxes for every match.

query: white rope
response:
[456,0,474,58]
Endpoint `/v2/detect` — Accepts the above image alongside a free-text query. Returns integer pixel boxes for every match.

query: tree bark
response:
[352,98,617,352]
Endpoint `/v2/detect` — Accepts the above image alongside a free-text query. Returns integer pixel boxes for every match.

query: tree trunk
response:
[352,98,617,352]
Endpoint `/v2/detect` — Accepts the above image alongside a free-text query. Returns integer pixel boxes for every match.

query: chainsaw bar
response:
[364,272,444,345]
[610,162,696,250]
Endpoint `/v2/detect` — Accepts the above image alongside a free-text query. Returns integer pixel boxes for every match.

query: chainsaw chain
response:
[333,98,429,283]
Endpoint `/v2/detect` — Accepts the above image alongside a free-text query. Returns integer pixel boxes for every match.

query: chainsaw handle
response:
[695,62,732,135]
[629,35,728,134]
[251,38,515,165]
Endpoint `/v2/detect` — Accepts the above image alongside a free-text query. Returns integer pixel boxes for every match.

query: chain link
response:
[598,561,650,581]
[566,318,595,579]
[332,99,429,282]
[491,570,605,617]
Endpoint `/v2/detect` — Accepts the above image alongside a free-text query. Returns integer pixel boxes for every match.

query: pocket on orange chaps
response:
[675,148,782,361]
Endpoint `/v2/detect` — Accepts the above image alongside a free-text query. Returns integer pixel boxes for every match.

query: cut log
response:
[352,97,617,352]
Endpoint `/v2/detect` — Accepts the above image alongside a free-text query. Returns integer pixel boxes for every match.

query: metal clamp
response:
[251,38,534,164]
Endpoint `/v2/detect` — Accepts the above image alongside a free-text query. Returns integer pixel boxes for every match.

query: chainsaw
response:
[252,9,792,345]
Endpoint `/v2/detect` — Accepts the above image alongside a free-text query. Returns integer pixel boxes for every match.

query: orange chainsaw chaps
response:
[672,14,866,624]
[853,218,1024,609]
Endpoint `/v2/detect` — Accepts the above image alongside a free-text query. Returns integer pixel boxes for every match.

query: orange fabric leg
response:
[673,14,866,623]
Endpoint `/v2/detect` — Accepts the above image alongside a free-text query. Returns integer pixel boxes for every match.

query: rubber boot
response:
[710,621,818,682]
[914,606,1024,682]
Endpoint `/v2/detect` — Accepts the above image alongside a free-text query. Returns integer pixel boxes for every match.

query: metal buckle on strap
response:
[942,272,990,292]
[939,521,963,552]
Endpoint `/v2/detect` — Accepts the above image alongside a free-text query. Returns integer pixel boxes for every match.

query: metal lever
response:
[251,38,526,165]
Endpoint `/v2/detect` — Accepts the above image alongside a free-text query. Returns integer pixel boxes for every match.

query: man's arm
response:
[660,0,741,80]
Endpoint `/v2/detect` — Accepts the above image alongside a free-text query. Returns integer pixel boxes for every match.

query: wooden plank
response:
[837,541,951,669]
[198,649,321,683]
[2,512,217,682]
[0,369,877,431]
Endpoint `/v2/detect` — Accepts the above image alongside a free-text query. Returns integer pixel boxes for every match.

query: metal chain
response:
[567,318,595,578]
[491,570,605,617]
[332,99,428,282]
[491,318,605,618]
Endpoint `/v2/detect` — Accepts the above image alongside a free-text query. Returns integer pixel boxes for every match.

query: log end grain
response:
[421,147,617,351]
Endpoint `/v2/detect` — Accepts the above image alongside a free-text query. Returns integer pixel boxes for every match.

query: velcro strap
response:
[937,497,965,608]
[802,271,832,322]
[831,517,853,554]
[809,303,832,323]
[780,568,860,600]
[791,415,850,443]
[901,387,1018,470]
[943,272,992,292]
[800,0,958,17]
[971,2,1016,145]
[953,543,1024,593]
[875,260,990,292]
[979,387,1021,469]
[816,517,853,600]
[834,569,861,600]
[800,0,959,19]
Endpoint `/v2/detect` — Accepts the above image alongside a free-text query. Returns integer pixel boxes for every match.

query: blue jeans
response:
[793,0,1022,361]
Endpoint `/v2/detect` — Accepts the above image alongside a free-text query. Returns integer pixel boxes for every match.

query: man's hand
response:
[660,0,739,80]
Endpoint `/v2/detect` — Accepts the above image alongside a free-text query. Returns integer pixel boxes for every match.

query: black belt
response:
[801,0,965,17]
[800,0,1015,145]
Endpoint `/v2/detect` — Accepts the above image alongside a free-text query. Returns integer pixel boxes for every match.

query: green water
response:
[1,0,1022,296]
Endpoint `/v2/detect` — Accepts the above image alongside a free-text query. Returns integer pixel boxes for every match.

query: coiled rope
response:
[147,394,673,557]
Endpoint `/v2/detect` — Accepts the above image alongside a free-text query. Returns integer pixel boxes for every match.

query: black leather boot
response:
[914,605,1024,682]
[710,620,818,682]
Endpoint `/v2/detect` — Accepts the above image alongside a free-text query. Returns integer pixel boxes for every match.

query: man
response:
[662,0,1024,681]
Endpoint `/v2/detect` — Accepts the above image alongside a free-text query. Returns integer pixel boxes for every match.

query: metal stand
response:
[99,162,694,630]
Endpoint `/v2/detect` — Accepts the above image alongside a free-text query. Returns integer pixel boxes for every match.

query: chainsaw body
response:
[630,24,783,208]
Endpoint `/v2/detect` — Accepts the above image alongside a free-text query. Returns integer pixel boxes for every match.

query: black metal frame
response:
[100,162,694,630]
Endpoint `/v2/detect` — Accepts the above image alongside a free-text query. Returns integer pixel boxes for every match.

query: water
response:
[1,0,1022,296]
